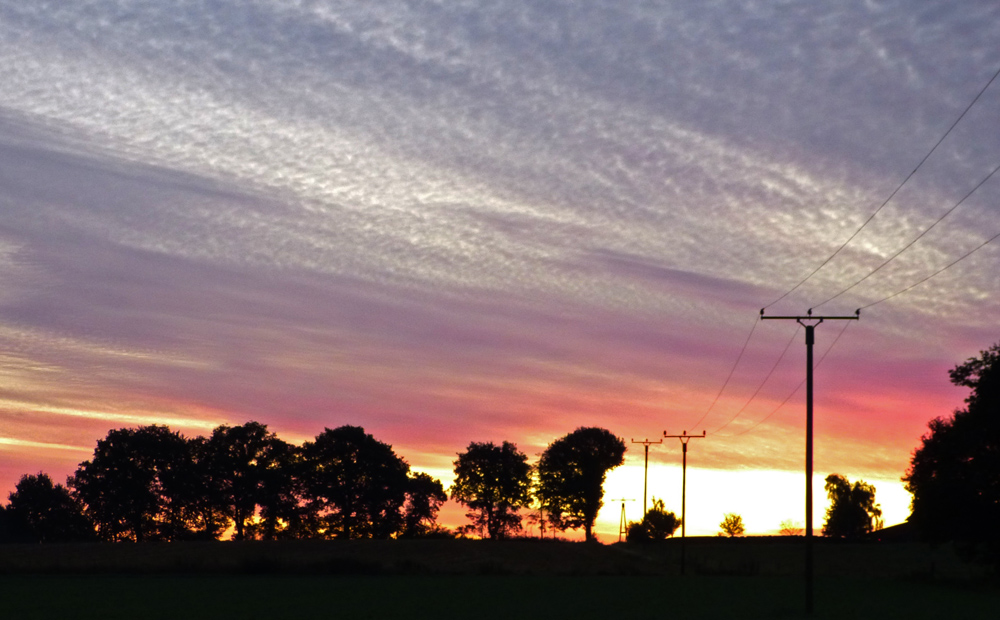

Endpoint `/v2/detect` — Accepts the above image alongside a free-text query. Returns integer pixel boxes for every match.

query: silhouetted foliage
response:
[0,505,13,543]
[402,472,448,538]
[202,421,297,540]
[302,426,410,539]
[69,425,200,541]
[536,427,625,542]
[823,474,882,539]
[3,473,94,543]
[625,498,680,542]
[718,513,745,537]
[779,519,803,536]
[451,441,532,539]
[255,442,313,540]
[904,343,1000,548]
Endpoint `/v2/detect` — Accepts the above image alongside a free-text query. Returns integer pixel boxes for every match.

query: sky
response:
[1,1,999,541]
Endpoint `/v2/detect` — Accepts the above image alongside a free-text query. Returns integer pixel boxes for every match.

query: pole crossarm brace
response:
[757,306,859,614]
[662,430,705,575]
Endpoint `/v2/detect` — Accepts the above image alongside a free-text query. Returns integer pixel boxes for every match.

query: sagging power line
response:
[685,316,759,432]
[708,324,801,435]
[765,62,1000,310]
[724,320,853,438]
[860,226,1000,311]
[814,160,1000,309]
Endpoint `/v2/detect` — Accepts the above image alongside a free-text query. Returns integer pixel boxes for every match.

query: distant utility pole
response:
[760,308,859,615]
[631,438,663,517]
[663,429,705,575]
[611,498,636,543]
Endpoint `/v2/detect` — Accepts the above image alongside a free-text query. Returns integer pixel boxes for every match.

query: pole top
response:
[664,430,707,440]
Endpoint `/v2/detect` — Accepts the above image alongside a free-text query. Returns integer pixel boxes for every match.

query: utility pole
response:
[760,308,859,615]
[663,429,705,575]
[610,498,635,542]
[631,438,663,517]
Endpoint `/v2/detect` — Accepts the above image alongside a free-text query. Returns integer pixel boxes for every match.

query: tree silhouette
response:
[254,442,311,540]
[301,426,410,539]
[183,437,232,539]
[779,519,803,536]
[69,425,198,541]
[904,342,1000,545]
[401,472,448,538]
[719,513,745,537]
[202,421,295,540]
[822,474,882,538]
[0,505,13,542]
[451,441,532,539]
[4,473,94,542]
[536,427,625,542]
[626,498,680,542]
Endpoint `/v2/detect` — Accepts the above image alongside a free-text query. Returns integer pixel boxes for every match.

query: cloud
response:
[1,1,999,530]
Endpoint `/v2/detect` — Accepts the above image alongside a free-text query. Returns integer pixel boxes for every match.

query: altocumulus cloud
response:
[0,0,999,503]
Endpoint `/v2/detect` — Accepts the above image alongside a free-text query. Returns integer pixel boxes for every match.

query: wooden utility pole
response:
[631,438,663,517]
[663,430,705,575]
[760,308,859,615]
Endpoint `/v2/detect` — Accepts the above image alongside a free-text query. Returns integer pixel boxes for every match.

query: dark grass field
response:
[1,538,996,619]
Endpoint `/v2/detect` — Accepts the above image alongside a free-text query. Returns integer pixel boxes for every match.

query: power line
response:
[685,315,759,431]
[765,62,1000,309]
[861,227,1000,310]
[814,160,1000,308]
[724,320,853,437]
[708,323,801,435]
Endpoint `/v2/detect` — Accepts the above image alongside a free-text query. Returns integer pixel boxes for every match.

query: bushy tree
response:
[401,472,449,538]
[536,427,626,542]
[69,425,199,541]
[202,421,296,540]
[4,473,94,542]
[626,498,680,542]
[301,426,410,539]
[779,519,803,536]
[822,474,882,538]
[718,513,745,537]
[904,343,1000,546]
[451,441,532,539]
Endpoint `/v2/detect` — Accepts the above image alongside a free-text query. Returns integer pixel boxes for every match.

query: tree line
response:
[3,340,997,548]
[0,424,628,544]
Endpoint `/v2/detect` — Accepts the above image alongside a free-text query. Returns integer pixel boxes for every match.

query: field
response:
[1,538,996,619]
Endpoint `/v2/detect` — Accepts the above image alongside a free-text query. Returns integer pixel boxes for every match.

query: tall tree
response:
[451,441,532,539]
[904,343,1000,544]
[69,425,197,541]
[536,427,626,542]
[202,421,294,540]
[301,426,410,539]
[401,472,448,538]
[5,473,94,542]
[254,442,311,540]
[822,474,882,538]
